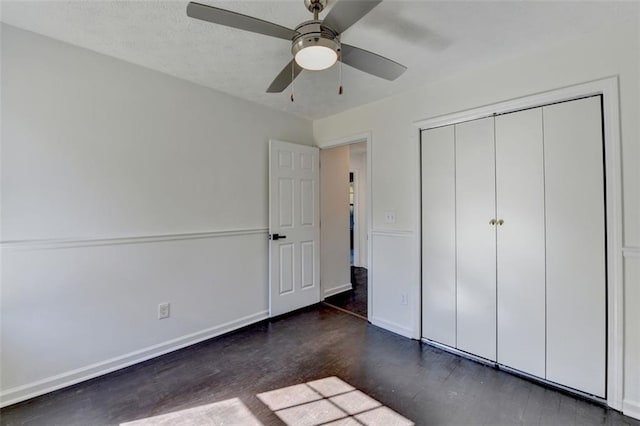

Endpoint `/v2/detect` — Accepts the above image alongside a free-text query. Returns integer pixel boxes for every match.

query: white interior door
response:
[421,125,456,347]
[269,140,320,317]
[543,97,606,397]
[495,108,546,377]
[455,117,497,361]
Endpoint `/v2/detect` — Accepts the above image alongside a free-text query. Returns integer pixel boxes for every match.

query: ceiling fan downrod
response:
[304,0,327,20]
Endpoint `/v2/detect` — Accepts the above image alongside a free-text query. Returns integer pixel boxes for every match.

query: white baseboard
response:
[323,283,352,298]
[0,310,269,408]
[370,316,414,339]
[624,399,640,420]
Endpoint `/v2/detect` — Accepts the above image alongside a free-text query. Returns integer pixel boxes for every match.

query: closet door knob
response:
[489,219,496,225]
[497,219,504,226]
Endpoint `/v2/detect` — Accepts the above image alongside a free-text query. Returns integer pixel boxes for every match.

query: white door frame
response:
[318,132,372,321]
[414,76,623,411]
[349,169,360,267]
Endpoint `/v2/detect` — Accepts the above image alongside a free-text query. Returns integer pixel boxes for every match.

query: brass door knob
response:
[489,219,496,225]
[497,219,504,226]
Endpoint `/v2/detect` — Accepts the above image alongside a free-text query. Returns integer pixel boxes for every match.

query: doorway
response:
[322,142,368,319]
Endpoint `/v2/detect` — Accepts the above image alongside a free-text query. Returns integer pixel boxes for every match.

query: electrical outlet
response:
[385,211,396,224]
[158,302,170,319]
[400,293,408,306]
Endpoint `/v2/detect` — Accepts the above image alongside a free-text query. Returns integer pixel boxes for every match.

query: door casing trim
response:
[317,132,373,322]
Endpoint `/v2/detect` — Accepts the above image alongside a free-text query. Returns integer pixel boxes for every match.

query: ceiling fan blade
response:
[187,2,298,41]
[340,44,406,81]
[267,60,303,93]
[322,0,382,34]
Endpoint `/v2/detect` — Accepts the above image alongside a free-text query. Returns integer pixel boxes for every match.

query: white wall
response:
[349,145,367,269]
[313,19,640,416]
[320,145,351,297]
[0,24,313,405]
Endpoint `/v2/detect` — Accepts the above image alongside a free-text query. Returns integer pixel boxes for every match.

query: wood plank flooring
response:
[1,305,638,426]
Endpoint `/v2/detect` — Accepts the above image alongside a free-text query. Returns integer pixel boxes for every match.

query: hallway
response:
[324,266,368,318]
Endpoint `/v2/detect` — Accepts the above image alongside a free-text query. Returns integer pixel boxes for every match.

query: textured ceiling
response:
[1,1,637,119]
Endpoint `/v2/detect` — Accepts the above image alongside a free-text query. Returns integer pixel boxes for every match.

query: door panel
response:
[544,97,606,397]
[300,180,315,226]
[421,125,456,346]
[301,241,315,289]
[279,178,294,228]
[495,108,546,377]
[279,243,295,294]
[455,117,497,361]
[269,140,320,317]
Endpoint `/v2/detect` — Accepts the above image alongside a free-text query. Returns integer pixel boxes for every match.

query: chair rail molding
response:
[370,228,416,238]
[622,246,640,257]
[0,228,269,251]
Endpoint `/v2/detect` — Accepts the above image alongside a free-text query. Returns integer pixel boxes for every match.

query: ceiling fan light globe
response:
[295,46,338,71]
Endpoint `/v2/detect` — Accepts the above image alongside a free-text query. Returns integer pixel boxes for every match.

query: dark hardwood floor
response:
[324,266,368,318]
[1,304,637,426]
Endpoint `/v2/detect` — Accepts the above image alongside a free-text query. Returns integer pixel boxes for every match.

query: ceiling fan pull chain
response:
[338,50,343,95]
[290,61,295,102]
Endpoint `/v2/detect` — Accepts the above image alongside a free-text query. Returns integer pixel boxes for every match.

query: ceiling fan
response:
[186,0,407,94]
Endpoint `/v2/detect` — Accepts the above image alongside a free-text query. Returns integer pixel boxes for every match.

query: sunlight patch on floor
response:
[120,397,261,426]
[120,377,412,425]
[257,376,414,426]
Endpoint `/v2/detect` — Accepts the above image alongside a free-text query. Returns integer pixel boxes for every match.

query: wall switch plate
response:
[384,211,396,224]
[158,302,170,319]
[400,293,408,306]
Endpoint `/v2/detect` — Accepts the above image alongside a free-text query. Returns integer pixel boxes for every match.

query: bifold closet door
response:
[421,126,456,346]
[544,97,606,397]
[495,108,546,378]
[455,117,496,361]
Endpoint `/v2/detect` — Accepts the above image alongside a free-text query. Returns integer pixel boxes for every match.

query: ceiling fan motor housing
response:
[291,21,341,66]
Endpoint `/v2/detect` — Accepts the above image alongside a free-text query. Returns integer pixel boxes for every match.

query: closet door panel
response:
[544,96,606,397]
[421,126,456,346]
[495,108,546,378]
[455,117,497,361]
